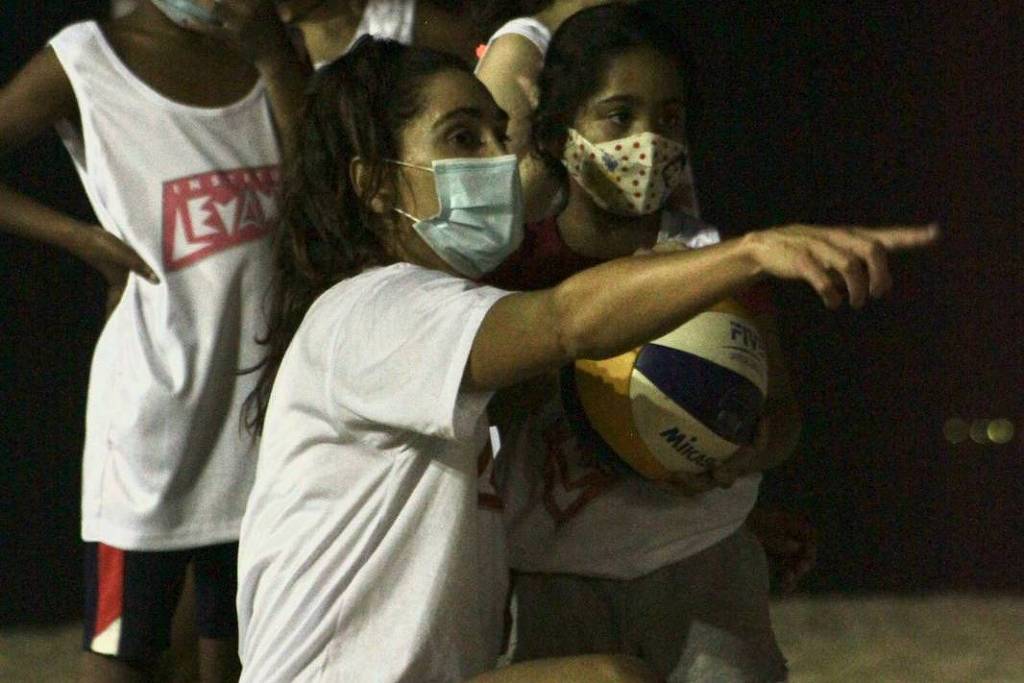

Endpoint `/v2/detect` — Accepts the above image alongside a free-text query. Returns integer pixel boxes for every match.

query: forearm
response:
[553,236,763,360]
[475,34,542,153]
[472,224,936,392]
[0,182,92,256]
[476,34,559,221]
[253,39,310,161]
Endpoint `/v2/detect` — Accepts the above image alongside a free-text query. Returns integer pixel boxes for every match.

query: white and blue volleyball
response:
[562,299,769,479]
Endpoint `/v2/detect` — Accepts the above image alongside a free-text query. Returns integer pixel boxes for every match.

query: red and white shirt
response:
[488,213,768,579]
[50,21,280,549]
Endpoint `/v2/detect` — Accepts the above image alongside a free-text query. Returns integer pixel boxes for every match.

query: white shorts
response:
[509,527,788,682]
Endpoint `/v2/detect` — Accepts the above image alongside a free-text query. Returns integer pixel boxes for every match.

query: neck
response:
[557,180,661,260]
[131,2,226,49]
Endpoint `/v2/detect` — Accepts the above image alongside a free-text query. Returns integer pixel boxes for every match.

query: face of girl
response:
[572,46,687,146]
[386,69,511,273]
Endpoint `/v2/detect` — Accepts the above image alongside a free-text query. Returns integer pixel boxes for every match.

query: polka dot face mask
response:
[563,129,696,216]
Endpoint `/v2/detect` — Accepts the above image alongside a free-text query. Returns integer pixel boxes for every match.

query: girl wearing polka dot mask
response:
[529,4,701,259]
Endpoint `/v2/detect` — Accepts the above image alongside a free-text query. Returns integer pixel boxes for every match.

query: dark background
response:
[1,1,1021,626]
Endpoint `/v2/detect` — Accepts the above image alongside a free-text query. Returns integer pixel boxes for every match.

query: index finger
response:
[852,223,940,252]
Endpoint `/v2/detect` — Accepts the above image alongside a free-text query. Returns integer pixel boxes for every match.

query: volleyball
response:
[562,299,769,479]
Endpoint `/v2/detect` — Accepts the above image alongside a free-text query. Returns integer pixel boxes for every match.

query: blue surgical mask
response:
[151,0,218,26]
[391,155,524,279]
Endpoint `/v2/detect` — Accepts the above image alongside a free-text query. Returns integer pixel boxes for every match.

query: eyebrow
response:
[432,107,484,130]
[594,95,641,107]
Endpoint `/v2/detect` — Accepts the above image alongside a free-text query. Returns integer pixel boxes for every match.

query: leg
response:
[80,543,190,683]
[191,543,242,683]
[157,563,200,683]
[510,571,621,663]
[79,652,152,683]
[197,639,241,683]
[623,528,788,682]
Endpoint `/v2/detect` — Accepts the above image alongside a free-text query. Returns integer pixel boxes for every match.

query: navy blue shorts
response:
[82,541,238,664]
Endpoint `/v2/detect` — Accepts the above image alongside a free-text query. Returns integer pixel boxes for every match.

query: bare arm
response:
[475,33,544,155]
[0,46,157,294]
[465,224,939,393]
[475,32,561,222]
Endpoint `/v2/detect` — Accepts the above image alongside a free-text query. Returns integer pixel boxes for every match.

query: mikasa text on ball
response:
[568,299,769,479]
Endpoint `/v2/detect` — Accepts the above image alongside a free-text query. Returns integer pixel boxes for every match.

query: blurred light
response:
[987,419,1015,445]
[943,417,969,444]
[969,419,990,444]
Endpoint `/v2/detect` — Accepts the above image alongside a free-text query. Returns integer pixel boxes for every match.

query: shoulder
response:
[314,263,494,318]
[0,41,79,149]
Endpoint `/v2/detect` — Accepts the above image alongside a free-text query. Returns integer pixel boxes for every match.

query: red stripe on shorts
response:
[94,543,125,636]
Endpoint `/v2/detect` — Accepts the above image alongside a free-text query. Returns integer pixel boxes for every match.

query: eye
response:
[448,127,482,150]
[606,108,632,127]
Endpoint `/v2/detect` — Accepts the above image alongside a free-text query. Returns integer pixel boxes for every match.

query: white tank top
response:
[49,21,280,550]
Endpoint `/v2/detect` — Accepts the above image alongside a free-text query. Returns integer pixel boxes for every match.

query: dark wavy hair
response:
[244,37,470,435]
[531,4,693,183]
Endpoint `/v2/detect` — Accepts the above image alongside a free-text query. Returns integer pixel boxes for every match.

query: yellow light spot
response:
[969,419,990,444]
[943,417,968,444]
[987,419,1015,445]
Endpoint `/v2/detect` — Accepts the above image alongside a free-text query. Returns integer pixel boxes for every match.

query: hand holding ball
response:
[564,299,768,479]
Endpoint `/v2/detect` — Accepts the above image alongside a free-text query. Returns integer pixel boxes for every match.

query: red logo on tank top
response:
[162,165,280,271]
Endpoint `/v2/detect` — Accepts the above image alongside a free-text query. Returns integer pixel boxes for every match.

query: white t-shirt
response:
[499,217,761,580]
[357,0,416,45]
[313,0,417,69]
[49,22,279,549]
[237,264,512,682]
[483,17,551,59]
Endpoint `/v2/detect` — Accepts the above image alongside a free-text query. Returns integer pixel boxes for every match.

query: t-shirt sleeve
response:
[325,266,512,441]
[484,17,552,58]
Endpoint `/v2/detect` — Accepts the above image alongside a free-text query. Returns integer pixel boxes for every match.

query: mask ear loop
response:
[385,159,434,173]
[662,149,690,185]
[383,159,436,225]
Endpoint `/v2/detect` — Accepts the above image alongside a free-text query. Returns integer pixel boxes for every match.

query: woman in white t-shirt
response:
[235,34,935,683]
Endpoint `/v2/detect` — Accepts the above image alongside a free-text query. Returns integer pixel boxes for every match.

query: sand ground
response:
[2,594,1022,682]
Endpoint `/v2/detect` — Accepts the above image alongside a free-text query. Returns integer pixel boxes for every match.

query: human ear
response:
[349,156,395,216]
